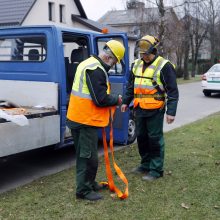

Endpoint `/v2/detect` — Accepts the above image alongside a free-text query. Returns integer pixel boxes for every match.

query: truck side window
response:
[0,35,46,62]
[62,33,89,101]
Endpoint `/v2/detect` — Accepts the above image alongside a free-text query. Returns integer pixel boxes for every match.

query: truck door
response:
[92,34,135,144]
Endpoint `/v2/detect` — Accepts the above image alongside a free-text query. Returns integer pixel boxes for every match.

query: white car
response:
[202,64,220,96]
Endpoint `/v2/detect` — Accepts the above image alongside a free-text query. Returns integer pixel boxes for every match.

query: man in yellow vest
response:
[121,35,179,181]
[67,40,125,201]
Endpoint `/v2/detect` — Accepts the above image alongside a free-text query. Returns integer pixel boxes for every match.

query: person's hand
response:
[166,114,175,124]
[121,104,128,112]
[117,95,122,105]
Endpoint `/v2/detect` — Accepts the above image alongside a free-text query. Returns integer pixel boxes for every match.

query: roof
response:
[0,0,87,27]
[0,0,37,26]
[72,15,122,33]
[98,7,177,25]
[74,0,87,19]
[72,14,137,40]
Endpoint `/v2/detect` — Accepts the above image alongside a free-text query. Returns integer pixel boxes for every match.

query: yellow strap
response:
[102,106,129,199]
[134,94,165,98]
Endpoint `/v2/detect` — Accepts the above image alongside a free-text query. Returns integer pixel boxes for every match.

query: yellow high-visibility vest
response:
[67,56,110,127]
[132,56,168,109]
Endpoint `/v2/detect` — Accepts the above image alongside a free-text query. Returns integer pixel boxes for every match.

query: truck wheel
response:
[127,112,136,144]
[203,91,211,97]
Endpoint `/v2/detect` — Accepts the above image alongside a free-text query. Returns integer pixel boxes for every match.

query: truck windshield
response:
[0,35,46,62]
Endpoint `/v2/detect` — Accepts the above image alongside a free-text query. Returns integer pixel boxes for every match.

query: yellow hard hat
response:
[105,40,125,63]
[136,35,159,55]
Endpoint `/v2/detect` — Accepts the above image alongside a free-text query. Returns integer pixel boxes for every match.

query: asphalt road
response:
[164,81,220,132]
[0,81,219,194]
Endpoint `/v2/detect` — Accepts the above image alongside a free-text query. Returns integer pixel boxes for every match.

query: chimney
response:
[126,0,145,10]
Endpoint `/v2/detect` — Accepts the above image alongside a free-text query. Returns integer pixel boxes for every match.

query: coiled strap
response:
[102,107,129,199]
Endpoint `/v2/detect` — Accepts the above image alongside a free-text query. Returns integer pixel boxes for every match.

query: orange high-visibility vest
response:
[67,56,110,127]
[132,56,168,110]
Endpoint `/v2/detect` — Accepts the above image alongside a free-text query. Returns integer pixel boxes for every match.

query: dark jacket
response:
[86,55,119,107]
[123,55,179,117]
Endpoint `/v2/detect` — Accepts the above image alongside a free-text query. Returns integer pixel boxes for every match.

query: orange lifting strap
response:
[102,107,129,199]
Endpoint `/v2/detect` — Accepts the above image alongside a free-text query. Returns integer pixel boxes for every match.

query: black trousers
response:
[71,126,99,195]
[135,111,165,177]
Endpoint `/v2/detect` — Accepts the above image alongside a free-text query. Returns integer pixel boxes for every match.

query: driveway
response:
[0,81,220,193]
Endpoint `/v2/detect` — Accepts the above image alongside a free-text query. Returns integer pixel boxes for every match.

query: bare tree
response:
[125,0,219,76]
[155,0,166,55]
[173,0,211,78]
[182,1,191,80]
[201,0,220,65]
[189,2,208,77]
[144,0,180,59]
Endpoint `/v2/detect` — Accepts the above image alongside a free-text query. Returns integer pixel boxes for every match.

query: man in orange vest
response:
[67,40,125,201]
[121,35,179,181]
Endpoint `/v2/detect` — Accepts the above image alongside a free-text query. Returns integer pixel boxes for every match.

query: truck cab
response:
[0,25,136,158]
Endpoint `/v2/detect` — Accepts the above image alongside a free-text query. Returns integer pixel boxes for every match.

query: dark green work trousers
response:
[136,110,165,177]
[71,126,99,195]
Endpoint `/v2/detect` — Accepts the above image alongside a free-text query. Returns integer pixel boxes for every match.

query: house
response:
[98,0,181,63]
[0,0,87,28]
[0,0,136,64]
[0,0,125,34]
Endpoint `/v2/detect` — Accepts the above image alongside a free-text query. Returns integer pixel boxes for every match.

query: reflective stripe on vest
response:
[134,93,165,98]
[132,56,168,109]
[67,56,110,127]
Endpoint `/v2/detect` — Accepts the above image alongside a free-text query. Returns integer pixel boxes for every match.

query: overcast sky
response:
[80,0,182,21]
[80,0,126,21]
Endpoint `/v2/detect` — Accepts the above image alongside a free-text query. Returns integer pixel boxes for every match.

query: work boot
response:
[93,181,108,191]
[131,166,148,174]
[76,191,103,201]
[142,174,159,181]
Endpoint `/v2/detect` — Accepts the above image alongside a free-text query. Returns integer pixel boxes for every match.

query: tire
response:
[127,110,136,144]
[203,90,211,97]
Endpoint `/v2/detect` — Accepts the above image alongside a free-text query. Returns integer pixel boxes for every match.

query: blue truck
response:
[0,25,136,158]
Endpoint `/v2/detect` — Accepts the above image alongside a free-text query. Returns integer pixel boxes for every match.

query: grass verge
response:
[177,75,201,84]
[0,113,220,220]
